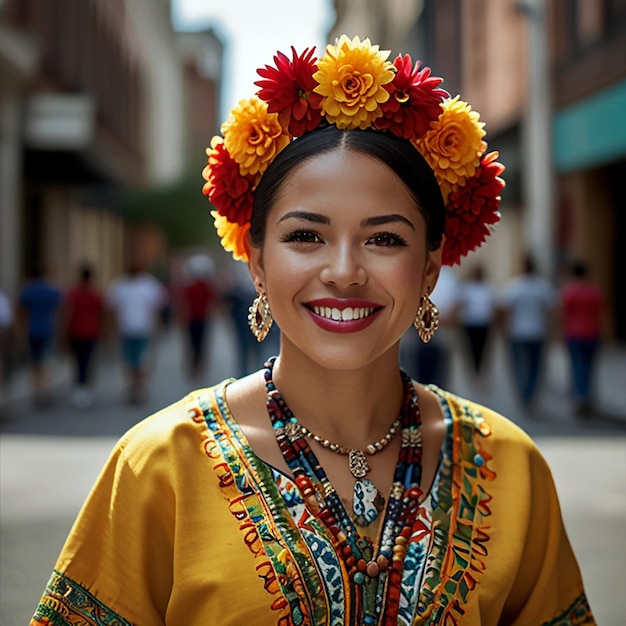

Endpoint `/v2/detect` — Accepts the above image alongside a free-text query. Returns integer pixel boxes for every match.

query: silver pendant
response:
[348,449,370,478]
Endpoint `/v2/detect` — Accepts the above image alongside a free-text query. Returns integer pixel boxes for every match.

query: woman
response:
[559,259,605,415]
[62,264,105,408]
[32,36,593,625]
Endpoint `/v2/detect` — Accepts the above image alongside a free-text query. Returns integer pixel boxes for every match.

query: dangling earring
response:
[248,293,273,342]
[413,291,440,343]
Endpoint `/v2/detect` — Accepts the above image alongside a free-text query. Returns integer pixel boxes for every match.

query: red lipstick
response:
[304,298,382,333]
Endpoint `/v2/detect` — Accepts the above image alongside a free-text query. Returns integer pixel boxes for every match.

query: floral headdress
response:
[202,35,505,266]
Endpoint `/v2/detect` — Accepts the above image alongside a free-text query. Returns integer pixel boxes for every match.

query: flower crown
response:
[202,34,505,266]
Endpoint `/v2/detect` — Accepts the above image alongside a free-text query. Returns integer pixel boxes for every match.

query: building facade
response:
[0,0,222,298]
[550,0,626,341]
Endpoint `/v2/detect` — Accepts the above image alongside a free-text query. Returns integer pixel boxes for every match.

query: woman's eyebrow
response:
[277,211,415,230]
[278,211,330,224]
[361,214,415,230]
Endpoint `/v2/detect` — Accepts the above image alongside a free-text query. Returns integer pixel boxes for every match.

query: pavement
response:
[1,313,625,624]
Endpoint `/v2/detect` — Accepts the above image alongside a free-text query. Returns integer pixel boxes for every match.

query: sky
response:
[172,0,335,118]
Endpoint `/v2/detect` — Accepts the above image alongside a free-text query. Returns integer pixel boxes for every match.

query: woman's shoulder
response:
[429,385,538,451]
[429,386,555,490]
[113,379,235,468]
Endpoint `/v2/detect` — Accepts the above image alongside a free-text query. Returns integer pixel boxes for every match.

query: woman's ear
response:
[422,235,445,294]
[247,243,266,292]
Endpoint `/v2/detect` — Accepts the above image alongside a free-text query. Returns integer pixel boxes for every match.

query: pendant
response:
[353,479,385,527]
[348,449,370,478]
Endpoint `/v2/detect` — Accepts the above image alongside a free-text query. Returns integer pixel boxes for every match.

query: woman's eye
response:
[367,232,408,247]
[282,230,322,244]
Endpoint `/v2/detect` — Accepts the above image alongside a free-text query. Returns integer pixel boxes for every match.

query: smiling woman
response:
[31,35,594,626]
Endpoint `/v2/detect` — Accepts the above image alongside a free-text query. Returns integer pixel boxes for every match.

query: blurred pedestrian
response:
[179,254,218,381]
[106,263,168,404]
[458,264,496,381]
[0,289,13,407]
[499,255,557,410]
[400,265,459,388]
[559,259,605,415]
[223,261,279,377]
[17,265,63,405]
[61,264,105,408]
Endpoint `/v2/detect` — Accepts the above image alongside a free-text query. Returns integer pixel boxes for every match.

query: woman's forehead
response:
[272,150,422,223]
[284,148,407,192]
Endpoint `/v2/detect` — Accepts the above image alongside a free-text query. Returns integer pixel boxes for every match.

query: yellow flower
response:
[313,35,395,130]
[211,211,250,262]
[414,96,486,201]
[222,96,292,177]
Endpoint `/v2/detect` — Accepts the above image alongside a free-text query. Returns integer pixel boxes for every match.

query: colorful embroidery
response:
[30,570,132,626]
[197,388,332,625]
[542,593,595,625]
[407,389,496,624]
[197,383,498,626]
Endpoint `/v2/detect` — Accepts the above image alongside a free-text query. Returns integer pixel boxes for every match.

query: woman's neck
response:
[269,349,405,450]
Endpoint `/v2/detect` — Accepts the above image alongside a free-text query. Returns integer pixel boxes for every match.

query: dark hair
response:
[79,264,93,282]
[523,254,537,274]
[250,125,445,251]
[570,259,588,278]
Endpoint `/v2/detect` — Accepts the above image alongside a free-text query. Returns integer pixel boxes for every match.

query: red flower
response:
[255,46,323,137]
[376,55,448,139]
[442,151,505,266]
[202,139,255,225]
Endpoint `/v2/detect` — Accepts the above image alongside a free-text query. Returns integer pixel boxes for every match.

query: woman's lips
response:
[304,299,382,333]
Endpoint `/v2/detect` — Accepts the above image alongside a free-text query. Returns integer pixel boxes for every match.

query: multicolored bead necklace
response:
[263,357,424,625]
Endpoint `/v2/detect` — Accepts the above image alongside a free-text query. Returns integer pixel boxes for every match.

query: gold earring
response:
[248,293,273,342]
[413,293,440,343]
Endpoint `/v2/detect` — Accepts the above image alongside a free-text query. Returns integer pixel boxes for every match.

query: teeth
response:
[312,306,374,321]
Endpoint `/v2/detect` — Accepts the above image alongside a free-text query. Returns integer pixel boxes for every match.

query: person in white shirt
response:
[107,265,168,404]
[458,264,496,379]
[499,255,556,409]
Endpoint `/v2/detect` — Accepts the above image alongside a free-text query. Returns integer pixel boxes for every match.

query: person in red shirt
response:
[179,255,217,381]
[559,259,605,415]
[62,264,104,408]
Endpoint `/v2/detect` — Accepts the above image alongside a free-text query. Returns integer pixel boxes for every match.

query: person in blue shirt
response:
[18,265,63,404]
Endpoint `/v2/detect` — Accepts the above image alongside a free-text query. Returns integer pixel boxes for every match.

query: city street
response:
[1,313,625,624]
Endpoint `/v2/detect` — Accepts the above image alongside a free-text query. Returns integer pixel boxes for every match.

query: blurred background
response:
[0,0,625,623]
[1,0,625,330]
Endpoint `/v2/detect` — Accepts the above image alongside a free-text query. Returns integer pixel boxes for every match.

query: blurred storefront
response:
[329,0,626,340]
[0,0,222,297]
[550,1,626,341]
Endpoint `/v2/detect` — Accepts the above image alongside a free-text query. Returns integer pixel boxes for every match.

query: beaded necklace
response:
[264,357,424,625]
[299,417,400,479]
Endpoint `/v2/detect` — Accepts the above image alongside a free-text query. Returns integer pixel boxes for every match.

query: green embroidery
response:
[32,570,132,625]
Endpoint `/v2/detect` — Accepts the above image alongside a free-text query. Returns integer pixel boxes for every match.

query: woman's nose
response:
[319,242,367,289]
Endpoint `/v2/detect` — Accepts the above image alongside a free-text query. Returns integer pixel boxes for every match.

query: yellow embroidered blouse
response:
[31,381,595,625]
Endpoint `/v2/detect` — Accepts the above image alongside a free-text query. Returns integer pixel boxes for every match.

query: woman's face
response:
[249,147,442,371]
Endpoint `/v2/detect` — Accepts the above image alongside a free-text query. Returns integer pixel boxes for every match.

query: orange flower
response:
[313,35,394,129]
[414,96,486,200]
[222,96,292,177]
[211,211,251,263]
